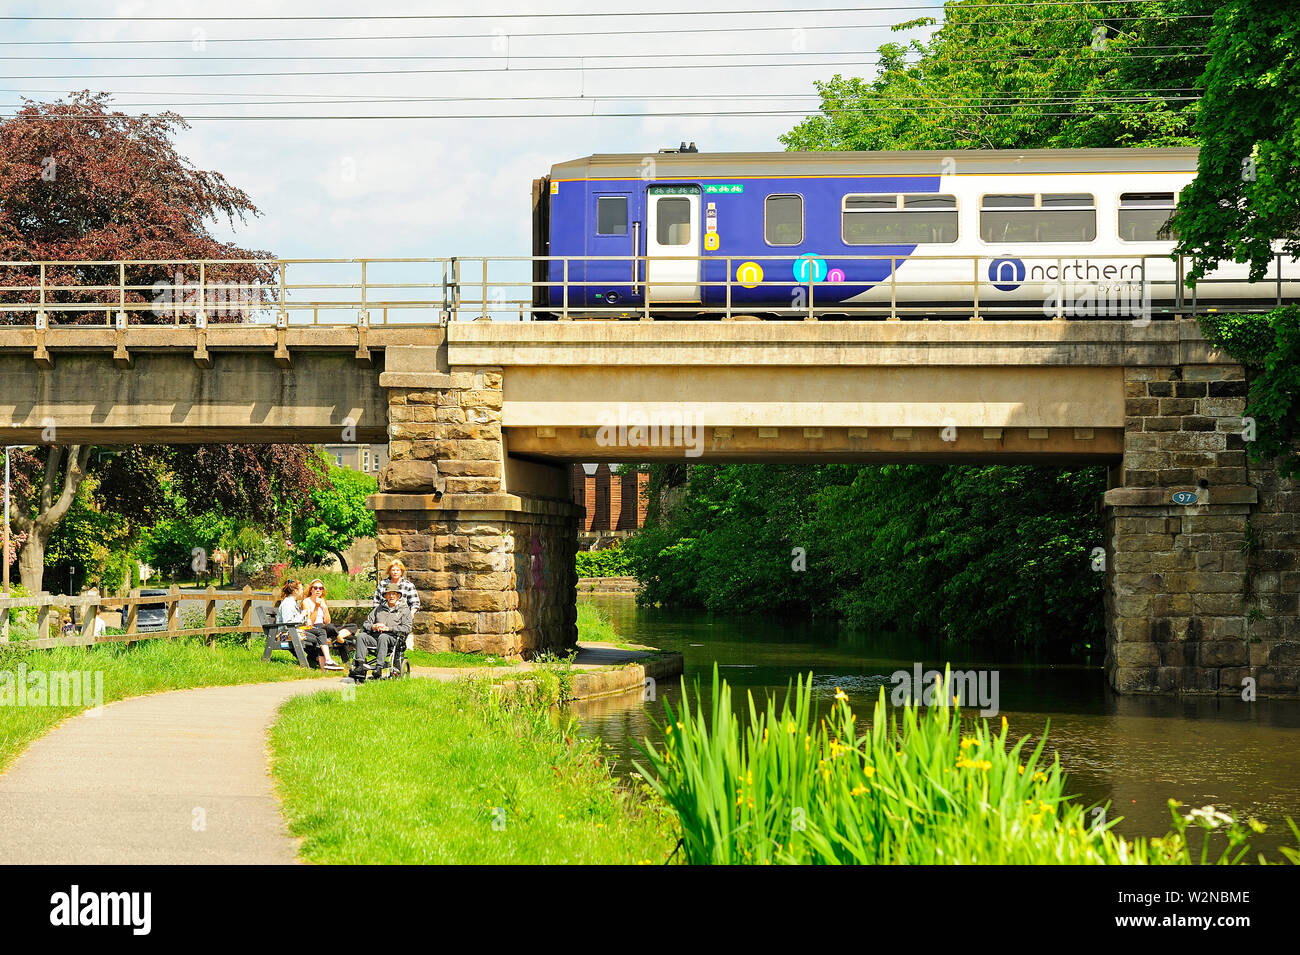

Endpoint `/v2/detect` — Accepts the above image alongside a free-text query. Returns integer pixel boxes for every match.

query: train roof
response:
[549,147,1200,180]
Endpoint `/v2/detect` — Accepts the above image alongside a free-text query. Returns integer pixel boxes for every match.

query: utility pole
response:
[2,446,9,643]
[3,445,36,643]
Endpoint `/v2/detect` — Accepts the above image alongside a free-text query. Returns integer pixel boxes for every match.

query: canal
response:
[567,596,1300,857]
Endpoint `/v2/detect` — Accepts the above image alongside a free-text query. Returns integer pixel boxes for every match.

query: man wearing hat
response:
[350,580,413,679]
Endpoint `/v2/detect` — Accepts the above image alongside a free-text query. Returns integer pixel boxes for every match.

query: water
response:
[567,596,1300,856]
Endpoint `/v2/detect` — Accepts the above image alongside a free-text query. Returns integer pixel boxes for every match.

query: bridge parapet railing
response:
[0,585,373,650]
[0,253,1297,326]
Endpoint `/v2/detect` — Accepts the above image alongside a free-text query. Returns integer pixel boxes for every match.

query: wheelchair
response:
[346,629,412,682]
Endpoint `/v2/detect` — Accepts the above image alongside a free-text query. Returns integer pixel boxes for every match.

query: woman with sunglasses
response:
[301,578,350,671]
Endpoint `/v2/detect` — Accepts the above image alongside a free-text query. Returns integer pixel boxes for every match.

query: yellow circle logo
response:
[737,261,764,289]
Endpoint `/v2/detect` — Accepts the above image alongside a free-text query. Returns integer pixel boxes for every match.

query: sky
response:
[0,1,943,262]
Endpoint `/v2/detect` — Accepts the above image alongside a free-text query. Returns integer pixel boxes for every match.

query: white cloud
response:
[1,0,943,259]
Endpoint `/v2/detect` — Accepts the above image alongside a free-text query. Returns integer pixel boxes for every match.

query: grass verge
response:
[0,637,327,771]
[270,676,677,864]
[576,600,630,647]
[405,649,517,668]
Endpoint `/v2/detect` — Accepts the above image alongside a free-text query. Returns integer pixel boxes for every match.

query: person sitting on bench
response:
[301,578,354,655]
[352,581,413,678]
[277,579,343,671]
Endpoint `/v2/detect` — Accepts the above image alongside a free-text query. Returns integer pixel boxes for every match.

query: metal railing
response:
[0,585,372,650]
[0,253,1296,326]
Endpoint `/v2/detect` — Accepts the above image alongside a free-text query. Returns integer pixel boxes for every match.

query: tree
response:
[292,463,378,573]
[9,446,92,594]
[780,1,1212,153]
[0,94,323,592]
[1171,1,1300,281]
[0,91,273,305]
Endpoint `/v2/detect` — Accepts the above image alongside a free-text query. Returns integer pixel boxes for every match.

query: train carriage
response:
[533,147,1300,319]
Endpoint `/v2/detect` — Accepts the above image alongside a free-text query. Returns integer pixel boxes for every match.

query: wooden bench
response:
[257,606,312,667]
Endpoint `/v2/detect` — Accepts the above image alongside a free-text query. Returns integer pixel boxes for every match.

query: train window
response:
[765,195,803,245]
[842,194,957,244]
[980,193,1096,242]
[656,197,692,245]
[596,196,628,236]
[1119,192,1176,241]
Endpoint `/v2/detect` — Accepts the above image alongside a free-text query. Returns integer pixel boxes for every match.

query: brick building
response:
[323,443,388,475]
[572,463,648,546]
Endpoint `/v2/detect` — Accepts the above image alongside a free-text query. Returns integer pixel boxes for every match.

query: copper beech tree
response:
[0,93,323,594]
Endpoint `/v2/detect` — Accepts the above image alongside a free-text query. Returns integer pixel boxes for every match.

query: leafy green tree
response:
[627,463,1105,652]
[1172,0,1300,281]
[291,463,377,573]
[1171,2,1300,475]
[781,0,1211,153]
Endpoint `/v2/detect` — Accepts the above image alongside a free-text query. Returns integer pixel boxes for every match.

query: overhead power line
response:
[0,84,1205,102]
[0,14,1216,46]
[0,44,1207,61]
[0,102,1205,122]
[0,96,1202,112]
[0,92,1201,107]
[0,50,1212,81]
[0,1,1189,21]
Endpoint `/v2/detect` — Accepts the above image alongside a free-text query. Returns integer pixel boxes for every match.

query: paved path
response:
[0,679,337,865]
[0,643,659,865]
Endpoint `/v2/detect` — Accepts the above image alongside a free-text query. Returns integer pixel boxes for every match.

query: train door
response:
[587,191,636,307]
[646,185,701,302]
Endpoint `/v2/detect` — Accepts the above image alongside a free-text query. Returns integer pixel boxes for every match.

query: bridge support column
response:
[1104,363,1300,697]
[368,357,578,658]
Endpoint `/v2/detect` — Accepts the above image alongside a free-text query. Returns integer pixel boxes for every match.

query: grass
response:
[269,676,678,864]
[281,566,376,600]
[405,649,518,669]
[576,600,632,647]
[0,636,327,772]
[636,667,1300,865]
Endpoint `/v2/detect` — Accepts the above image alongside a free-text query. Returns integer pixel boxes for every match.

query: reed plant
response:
[635,666,1299,865]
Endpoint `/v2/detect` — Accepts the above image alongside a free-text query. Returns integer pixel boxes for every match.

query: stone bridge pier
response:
[367,348,578,657]
[1104,364,1300,697]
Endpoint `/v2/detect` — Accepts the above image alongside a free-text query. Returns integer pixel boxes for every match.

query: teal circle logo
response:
[793,254,827,284]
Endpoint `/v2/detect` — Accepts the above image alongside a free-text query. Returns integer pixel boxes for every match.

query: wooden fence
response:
[0,585,374,650]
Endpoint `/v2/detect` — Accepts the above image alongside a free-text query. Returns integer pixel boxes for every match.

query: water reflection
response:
[567,596,1300,855]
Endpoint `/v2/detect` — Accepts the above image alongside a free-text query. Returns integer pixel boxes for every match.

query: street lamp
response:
[3,445,36,643]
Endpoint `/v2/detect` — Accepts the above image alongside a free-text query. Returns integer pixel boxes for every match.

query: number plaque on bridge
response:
[1172,490,1199,505]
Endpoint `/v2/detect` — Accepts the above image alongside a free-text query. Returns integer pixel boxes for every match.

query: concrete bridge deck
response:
[0,316,1295,698]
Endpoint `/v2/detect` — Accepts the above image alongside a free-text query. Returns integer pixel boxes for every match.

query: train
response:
[531,146,1300,319]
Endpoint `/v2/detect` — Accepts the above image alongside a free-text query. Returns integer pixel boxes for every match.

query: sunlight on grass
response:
[270,676,677,864]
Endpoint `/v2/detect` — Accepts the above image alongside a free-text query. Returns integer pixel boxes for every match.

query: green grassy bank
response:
[270,676,676,864]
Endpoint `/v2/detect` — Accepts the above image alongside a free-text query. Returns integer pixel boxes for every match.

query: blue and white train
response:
[532,146,1300,318]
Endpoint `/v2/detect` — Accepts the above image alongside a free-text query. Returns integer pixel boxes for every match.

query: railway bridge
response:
[0,260,1296,698]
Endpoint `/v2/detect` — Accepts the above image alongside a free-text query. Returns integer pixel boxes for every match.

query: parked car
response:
[136,589,168,632]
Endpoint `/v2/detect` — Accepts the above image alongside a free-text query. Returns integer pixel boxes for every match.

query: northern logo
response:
[988,257,1026,291]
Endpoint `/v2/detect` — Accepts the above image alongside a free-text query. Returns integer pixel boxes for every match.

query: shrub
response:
[4,583,36,627]
[575,546,633,578]
[280,565,375,601]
